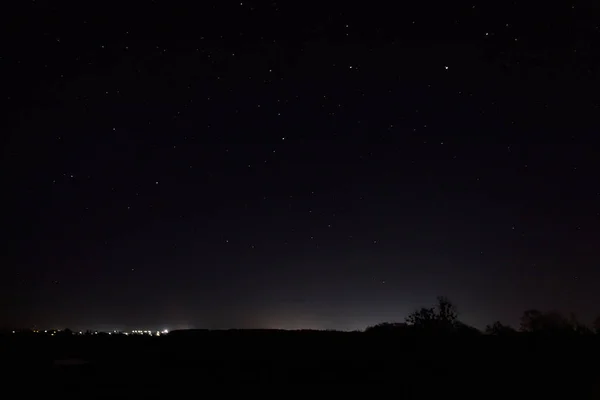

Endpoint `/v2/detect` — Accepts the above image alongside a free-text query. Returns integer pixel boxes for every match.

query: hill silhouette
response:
[4,297,600,395]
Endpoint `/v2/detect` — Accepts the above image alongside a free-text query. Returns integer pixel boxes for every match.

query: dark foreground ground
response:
[4,330,600,395]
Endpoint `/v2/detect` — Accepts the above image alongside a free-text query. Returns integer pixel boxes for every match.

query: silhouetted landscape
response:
[5,0,600,394]
[5,298,600,394]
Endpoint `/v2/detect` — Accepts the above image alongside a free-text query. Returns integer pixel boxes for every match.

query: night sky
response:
[3,1,600,332]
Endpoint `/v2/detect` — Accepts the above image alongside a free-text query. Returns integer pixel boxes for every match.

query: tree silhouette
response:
[405,296,458,333]
[436,296,458,323]
[568,313,593,335]
[405,306,436,327]
[520,310,574,334]
[364,297,599,337]
[519,309,543,332]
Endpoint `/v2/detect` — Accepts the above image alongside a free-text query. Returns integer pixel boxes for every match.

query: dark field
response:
[4,330,600,394]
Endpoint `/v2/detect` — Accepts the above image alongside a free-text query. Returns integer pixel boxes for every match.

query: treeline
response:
[365,296,600,336]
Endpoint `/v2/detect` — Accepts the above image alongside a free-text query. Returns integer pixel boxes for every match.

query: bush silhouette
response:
[520,310,578,334]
